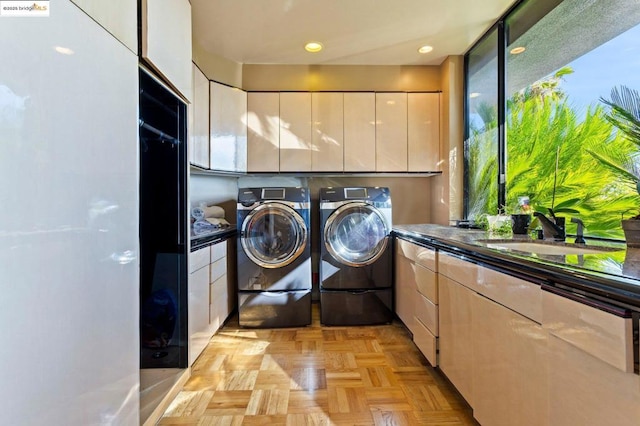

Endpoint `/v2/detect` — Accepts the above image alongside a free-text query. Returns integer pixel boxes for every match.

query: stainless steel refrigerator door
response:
[323,202,390,267]
[241,203,308,269]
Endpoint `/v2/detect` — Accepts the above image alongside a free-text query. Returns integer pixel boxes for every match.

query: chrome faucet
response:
[571,217,586,244]
[533,209,565,241]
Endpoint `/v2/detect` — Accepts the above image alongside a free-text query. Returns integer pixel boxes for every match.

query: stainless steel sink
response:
[479,240,623,255]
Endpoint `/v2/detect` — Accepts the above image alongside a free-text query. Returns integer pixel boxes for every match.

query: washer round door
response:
[324,202,390,267]
[241,203,308,268]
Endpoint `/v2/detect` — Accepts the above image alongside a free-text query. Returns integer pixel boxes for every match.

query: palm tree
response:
[588,86,640,219]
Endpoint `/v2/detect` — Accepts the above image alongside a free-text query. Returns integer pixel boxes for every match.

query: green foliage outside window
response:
[467,68,640,239]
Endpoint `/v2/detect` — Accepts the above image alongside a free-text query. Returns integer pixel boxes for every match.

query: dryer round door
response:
[324,202,390,267]
[241,203,308,269]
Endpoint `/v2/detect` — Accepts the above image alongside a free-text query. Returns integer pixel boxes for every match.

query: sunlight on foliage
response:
[466,68,640,239]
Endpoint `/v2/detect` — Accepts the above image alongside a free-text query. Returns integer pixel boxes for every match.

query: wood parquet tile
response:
[160,303,478,426]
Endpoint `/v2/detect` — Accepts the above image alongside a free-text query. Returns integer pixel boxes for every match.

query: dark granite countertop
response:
[190,226,236,252]
[393,224,640,310]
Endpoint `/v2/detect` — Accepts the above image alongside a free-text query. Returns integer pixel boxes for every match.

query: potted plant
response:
[590,86,640,246]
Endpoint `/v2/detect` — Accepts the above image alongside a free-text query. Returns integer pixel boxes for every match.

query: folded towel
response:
[192,219,216,234]
[203,205,225,219]
[191,207,205,220]
[205,217,230,227]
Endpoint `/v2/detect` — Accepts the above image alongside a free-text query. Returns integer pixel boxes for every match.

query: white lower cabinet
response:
[472,291,548,426]
[543,290,640,425]
[439,255,549,423]
[394,254,416,331]
[438,275,474,405]
[188,246,211,365]
[437,249,640,426]
[547,334,640,426]
[188,240,230,365]
[209,241,229,334]
[395,238,439,366]
[439,252,548,422]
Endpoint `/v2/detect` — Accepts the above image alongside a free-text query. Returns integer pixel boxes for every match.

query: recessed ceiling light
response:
[510,46,526,55]
[304,42,323,53]
[418,45,433,54]
[469,92,481,98]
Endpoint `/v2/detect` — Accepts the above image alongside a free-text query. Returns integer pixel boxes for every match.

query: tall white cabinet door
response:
[376,92,408,171]
[0,1,139,423]
[312,92,344,171]
[280,92,312,172]
[190,64,209,168]
[344,93,376,172]
[71,0,137,52]
[408,93,440,171]
[210,82,247,172]
[141,0,192,101]
[247,92,280,172]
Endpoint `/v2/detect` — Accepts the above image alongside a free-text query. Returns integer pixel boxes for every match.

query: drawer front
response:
[396,238,437,271]
[415,291,438,335]
[189,246,210,273]
[542,290,634,373]
[210,257,227,283]
[413,318,437,366]
[210,241,227,262]
[477,265,541,323]
[394,254,416,329]
[438,252,478,289]
[210,273,227,304]
[415,263,438,304]
[439,252,541,323]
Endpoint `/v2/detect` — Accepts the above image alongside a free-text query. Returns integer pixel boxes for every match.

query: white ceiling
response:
[191,0,517,66]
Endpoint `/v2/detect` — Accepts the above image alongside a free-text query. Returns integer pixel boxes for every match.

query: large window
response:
[465,28,499,219]
[465,0,640,239]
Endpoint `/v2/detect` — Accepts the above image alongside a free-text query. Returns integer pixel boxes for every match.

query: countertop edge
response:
[393,226,640,311]
[190,227,236,252]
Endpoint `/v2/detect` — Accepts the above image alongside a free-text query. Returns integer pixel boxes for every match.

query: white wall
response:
[0,1,139,424]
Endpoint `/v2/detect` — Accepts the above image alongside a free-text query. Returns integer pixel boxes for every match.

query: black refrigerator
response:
[138,68,188,369]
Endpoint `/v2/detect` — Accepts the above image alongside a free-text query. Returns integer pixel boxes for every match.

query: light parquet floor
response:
[159,304,478,426]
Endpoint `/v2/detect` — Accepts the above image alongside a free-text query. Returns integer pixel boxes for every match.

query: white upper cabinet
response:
[408,93,440,171]
[344,92,376,172]
[71,0,137,52]
[190,64,209,168]
[280,92,312,172]
[141,0,192,101]
[234,87,248,172]
[376,92,408,171]
[247,92,280,172]
[312,92,344,172]
[210,82,247,172]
